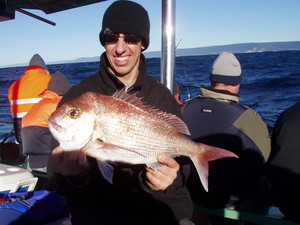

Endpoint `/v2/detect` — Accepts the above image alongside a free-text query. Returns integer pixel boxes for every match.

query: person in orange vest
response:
[8,54,51,162]
[21,71,71,174]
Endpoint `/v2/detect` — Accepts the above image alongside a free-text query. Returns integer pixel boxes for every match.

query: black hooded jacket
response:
[183,86,270,209]
[52,53,193,225]
[266,102,300,220]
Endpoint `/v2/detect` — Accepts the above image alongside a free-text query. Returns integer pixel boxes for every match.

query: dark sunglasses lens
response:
[104,35,141,45]
[105,36,118,43]
[124,37,141,45]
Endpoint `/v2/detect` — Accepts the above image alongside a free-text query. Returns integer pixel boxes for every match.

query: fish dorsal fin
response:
[113,88,145,108]
[113,88,190,135]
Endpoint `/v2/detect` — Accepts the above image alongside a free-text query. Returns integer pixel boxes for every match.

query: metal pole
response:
[16,8,56,26]
[161,0,176,94]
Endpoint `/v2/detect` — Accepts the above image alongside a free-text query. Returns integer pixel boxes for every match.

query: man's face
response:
[104,33,145,79]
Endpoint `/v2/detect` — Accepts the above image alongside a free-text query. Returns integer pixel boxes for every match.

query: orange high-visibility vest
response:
[8,66,51,118]
[21,90,62,128]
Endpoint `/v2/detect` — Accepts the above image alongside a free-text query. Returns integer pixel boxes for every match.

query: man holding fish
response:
[48,1,236,225]
[49,1,194,225]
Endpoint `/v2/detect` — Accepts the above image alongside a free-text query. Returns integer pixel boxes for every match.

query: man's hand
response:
[145,154,179,191]
[51,146,91,177]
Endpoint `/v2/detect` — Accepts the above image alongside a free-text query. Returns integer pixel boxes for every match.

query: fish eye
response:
[67,108,81,119]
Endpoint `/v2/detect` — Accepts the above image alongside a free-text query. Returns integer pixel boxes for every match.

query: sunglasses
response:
[104,35,141,45]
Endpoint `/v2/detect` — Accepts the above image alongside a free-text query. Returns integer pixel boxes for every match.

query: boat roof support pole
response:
[15,8,56,26]
[160,0,176,94]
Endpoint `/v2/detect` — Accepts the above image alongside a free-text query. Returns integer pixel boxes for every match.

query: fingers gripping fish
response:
[48,89,238,191]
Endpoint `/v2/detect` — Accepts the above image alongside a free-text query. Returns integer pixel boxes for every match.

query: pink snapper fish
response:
[48,89,238,191]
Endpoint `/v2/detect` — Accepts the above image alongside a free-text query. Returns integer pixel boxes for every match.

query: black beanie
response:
[48,71,71,96]
[99,1,150,51]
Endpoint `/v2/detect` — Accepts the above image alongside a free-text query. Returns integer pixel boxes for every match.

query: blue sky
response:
[0,0,299,67]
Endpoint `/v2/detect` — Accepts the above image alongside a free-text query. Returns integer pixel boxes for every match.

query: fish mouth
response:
[48,118,62,131]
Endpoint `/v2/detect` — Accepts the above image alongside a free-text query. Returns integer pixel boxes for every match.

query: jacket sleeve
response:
[233,108,271,161]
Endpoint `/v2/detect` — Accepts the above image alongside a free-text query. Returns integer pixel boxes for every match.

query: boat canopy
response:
[0,0,107,15]
[0,0,107,24]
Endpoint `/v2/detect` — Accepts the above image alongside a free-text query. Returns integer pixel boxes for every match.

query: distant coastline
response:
[1,41,300,68]
[146,41,300,58]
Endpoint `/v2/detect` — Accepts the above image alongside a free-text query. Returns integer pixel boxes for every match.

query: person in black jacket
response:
[49,1,193,225]
[182,52,270,224]
[266,102,300,221]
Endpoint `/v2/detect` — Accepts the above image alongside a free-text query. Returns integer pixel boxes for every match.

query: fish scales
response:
[95,114,195,162]
[92,99,188,156]
[48,89,238,191]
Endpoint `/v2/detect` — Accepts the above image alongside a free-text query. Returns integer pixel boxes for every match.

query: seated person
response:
[266,102,300,221]
[8,54,51,163]
[21,71,70,173]
[183,52,271,214]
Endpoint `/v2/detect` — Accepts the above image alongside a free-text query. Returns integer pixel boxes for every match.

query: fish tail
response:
[190,143,238,192]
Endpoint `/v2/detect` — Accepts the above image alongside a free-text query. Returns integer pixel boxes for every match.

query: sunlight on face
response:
[105,33,145,81]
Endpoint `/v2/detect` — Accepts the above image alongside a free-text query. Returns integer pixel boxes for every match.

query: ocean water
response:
[1,50,299,141]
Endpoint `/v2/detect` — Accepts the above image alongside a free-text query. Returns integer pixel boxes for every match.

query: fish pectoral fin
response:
[146,154,178,170]
[146,162,166,170]
[97,160,114,184]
